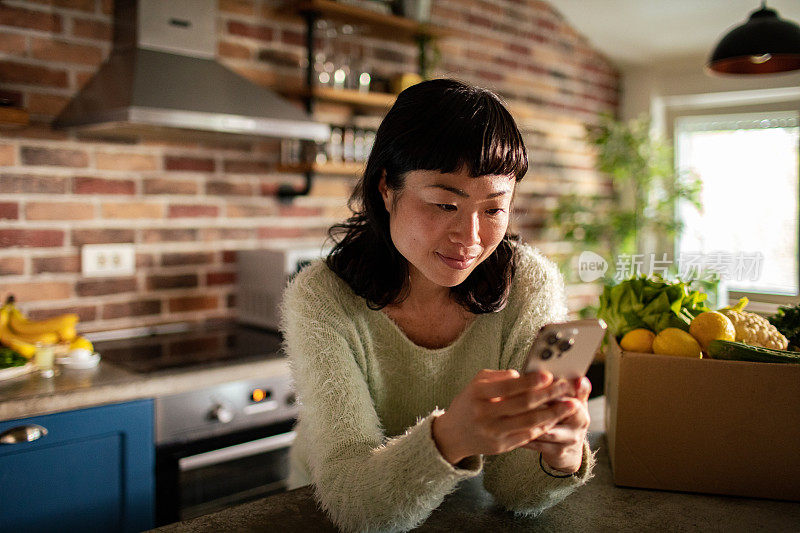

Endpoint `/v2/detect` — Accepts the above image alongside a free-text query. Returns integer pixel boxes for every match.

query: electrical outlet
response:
[81,244,136,277]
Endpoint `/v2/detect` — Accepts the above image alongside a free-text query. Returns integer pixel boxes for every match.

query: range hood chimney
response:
[54,0,329,143]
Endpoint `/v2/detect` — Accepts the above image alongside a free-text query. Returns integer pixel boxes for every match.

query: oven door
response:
[156,420,296,525]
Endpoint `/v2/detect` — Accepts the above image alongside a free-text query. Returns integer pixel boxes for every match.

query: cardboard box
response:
[604,335,800,501]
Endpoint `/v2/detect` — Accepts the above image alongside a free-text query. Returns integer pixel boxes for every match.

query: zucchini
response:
[707,340,800,364]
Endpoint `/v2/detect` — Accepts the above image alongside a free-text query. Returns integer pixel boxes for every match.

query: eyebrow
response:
[426,184,511,199]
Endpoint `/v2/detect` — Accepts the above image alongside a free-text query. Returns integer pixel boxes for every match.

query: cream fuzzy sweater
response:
[280,243,595,532]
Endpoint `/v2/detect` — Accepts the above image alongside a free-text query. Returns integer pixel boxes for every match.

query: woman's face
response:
[379,169,515,293]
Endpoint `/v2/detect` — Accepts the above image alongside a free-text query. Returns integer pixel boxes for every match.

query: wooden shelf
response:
[295,0,450,41]
[0,106,29,128]
[276,161,365,177]
[312,86,395,109]
[280,86,396,111]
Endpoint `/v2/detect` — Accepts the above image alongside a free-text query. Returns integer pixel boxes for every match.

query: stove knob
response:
[209,404,234,424]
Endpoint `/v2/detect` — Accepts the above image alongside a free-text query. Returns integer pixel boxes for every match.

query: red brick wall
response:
[0,0,618,332]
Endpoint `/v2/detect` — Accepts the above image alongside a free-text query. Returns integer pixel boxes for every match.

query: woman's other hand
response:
[522,376,591,474]
[431,369,580,466]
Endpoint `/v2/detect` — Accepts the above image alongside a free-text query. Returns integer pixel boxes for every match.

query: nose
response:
[450,211,480,247]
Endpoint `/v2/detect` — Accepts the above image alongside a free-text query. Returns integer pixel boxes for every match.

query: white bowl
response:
[67,348,93,361]
[57,352,100,369]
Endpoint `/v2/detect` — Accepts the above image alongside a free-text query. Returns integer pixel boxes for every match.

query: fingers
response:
[571,377,592,402]
[494,398,577,436]
[522,440,572,457]
[490,379,575,418]
[473,369,553,400]
[544,397,590,428]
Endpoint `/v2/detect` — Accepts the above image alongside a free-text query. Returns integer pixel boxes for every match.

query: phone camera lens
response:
[546,332,562,344]
[557,338,575,351]
[540,348,554,360]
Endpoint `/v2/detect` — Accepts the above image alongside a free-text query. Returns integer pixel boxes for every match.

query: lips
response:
[436,252,478,270]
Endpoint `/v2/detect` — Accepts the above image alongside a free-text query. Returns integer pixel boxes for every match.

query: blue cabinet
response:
[0,400,154,533]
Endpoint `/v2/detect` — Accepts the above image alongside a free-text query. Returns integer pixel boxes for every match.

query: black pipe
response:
[278,10,318,202]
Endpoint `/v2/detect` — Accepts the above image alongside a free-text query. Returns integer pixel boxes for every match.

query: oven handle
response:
[178,430,296,472]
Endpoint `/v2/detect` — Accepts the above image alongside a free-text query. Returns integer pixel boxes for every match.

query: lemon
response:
[652,328,702,358]
[69,336,93,353]
[689,311,736,352]
[619,328,655,353]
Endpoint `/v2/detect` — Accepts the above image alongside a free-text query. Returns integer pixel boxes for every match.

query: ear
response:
[378,170,392,212]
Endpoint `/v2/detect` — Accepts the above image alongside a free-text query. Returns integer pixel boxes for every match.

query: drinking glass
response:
[34,343,56,378]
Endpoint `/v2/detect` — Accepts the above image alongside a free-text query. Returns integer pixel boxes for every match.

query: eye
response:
[485,208,505,216]
[435,203,457,212]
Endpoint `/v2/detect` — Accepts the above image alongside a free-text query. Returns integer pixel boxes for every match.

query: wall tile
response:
[0,5,62,32]
[0,229,64,248]
[0,201,19,219]
[76,277,137,296]
[21,146,88,167]
[73,176,136,194]
[0,257,25,276]
[0,281,71,302]
[0,61,68,88]
[26,201,94,220]
[169,295,219,313]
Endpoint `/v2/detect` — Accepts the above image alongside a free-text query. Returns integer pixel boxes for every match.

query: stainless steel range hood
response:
[54,0,329,143]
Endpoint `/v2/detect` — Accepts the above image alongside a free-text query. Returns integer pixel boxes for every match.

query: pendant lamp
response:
[707,2,800,75]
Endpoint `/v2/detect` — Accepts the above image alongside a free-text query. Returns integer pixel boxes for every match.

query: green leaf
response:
[598,275,712,338]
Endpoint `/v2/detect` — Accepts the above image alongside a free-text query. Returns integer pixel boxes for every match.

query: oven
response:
[154,376,298,525]
[92,323,298,527]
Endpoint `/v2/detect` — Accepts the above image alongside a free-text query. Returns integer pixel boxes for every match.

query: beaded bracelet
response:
[539,452,577,478]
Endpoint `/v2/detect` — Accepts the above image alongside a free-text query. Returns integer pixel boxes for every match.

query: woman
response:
[281,79,595,532]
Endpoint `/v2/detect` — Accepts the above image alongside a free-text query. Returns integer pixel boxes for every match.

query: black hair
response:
[325,78,528,313]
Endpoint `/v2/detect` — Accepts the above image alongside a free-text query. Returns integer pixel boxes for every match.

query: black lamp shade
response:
[707,5,800,74]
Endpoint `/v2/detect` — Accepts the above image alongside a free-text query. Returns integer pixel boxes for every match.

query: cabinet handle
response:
[0,424,48,444]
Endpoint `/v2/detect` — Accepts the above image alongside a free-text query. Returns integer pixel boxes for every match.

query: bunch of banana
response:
[0,296,80,359]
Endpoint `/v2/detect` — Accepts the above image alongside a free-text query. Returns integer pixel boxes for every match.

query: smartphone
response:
[523,319,607,380]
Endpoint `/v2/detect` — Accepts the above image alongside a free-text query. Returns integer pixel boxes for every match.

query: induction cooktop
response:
[93,322,284,374]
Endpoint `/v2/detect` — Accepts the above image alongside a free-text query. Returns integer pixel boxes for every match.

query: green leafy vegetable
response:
[598,275,712,339]
[769,304,800,351]
[0,346,28,369]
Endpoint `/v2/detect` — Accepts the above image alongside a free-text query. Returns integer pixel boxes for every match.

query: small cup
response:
[34,343,56,378]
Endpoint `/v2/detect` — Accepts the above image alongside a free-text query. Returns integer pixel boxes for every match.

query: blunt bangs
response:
[381,81,528,181]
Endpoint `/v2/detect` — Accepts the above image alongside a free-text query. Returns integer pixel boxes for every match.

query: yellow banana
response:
[1,297,82,358]
[8,306,78,337]
[0,322,37,358]
[10,329,60,345]
[57,325,77,342]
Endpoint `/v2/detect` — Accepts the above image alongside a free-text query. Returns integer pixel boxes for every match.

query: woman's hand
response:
[523,376,591,474]
[431,369,580,466]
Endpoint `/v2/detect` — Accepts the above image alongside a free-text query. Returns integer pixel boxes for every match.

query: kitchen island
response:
[153,398,800,532]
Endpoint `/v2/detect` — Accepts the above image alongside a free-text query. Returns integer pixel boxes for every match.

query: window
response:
[674,111,799,304]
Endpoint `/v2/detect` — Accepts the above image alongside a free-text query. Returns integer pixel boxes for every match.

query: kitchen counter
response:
[153,398,800,532]
[0,350,289,422]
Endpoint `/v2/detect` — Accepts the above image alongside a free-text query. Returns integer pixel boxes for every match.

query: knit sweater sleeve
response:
[280,262,482,533]
[482,245,596,516]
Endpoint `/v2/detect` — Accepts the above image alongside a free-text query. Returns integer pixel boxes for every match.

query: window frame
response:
[664,97,800,313]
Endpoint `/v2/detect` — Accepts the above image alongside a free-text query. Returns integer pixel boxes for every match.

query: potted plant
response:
[551,113,702,279]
